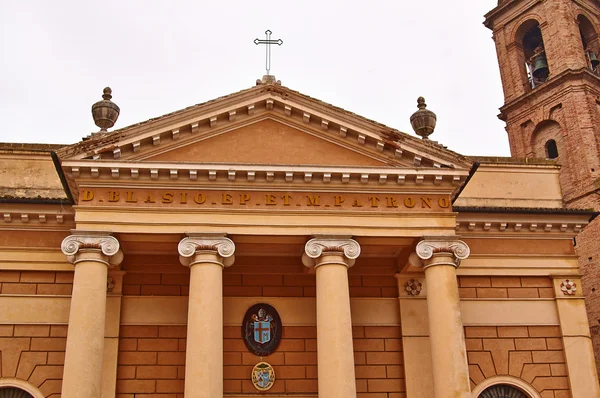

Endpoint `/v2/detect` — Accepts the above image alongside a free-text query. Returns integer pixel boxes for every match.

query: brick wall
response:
[0,271,73,295]
[122,272,397,299]
[0,325,67,397]
[458,276,554,299]
[466,326,570,397]
[116,325,405,397]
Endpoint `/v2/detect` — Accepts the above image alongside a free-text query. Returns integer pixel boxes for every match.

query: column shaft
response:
[61,251,109,398]
[315,253,357,398]
[424,259,470,398]
[184,253,224,398]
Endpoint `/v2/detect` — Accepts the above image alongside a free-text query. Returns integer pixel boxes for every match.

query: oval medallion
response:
[251,361,275,391]
[242,303,282,356]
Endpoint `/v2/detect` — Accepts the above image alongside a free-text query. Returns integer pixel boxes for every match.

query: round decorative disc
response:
[251,362,275,391]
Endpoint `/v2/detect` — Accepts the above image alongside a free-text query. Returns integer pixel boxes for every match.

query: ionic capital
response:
[178,234,235,267]
[409,237,470,269]
[61,231,123,266]
[302,236,361,268]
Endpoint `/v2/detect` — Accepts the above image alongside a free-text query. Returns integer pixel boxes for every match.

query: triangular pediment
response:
[143,118,389,167]
[58,82,471,171]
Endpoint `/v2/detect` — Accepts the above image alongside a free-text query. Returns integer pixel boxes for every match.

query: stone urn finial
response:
[410,96,437,140]
[91,87,120,132]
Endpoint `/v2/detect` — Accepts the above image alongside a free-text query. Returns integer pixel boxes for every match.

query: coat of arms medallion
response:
[251,361,275,391]
[242,303,282,356]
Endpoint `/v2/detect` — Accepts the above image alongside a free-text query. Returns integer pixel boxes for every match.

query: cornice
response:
[455,209,591,236]
[62,160,469,191]
[57,86,470,170]
[499,68,600,120]
[0,203,75,228]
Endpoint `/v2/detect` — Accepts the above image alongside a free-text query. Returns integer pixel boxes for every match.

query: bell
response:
[589,51,600,69]
[532,53,549,80]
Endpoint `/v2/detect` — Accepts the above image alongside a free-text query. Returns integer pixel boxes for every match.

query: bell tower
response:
[485,0,600,373]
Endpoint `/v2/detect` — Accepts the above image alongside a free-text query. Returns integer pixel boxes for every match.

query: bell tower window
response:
[546,139,559,159]
[516,20,549,89]
[578,15,600,73]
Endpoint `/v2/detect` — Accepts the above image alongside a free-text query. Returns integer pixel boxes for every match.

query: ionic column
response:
[178,234,235,398]
[60,231,123,398]
[302,236,360,398]
[410,237,471,398]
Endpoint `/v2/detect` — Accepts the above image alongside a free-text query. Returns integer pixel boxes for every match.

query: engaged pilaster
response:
[410,237,471,398]
[179,234,235,398]
[60,231,123,398]
[303,236,360,398]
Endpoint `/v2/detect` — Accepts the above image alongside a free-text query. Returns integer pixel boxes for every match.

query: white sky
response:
[0,0,509,156]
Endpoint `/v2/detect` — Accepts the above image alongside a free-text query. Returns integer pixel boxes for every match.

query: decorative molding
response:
[178,234,235,267]
[107,277,115,292]
[560,279,577,295]
[470,375,541,398]
[405,279,422,296]
[302,236,360,268]
[61,231,123,266]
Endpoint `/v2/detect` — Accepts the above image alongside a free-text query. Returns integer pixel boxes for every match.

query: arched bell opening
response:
[578,14,600,73]
[0,387,34,398]
[477,384,530,398]
[515,20,549,89]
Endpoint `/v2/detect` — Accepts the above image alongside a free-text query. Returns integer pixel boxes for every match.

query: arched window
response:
[578,15,600,73]
[478,384,529,398]
[515,20,549,89]
[546,139,558,159]
[0,387,34,398]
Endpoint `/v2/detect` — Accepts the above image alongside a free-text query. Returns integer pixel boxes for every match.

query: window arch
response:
[546,139,558,159]
[0,379,44,398]
[530,120,562,160]
[515,19,549,89]
[578,14,600,73]
[471,376,541,398]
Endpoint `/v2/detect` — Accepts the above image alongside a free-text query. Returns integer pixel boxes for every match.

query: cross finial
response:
[254,30,283,76]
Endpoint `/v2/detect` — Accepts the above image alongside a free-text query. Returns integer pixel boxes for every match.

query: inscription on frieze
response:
[79,188,451,212]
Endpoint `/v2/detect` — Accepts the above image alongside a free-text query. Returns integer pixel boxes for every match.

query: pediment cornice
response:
[57,83,471,171]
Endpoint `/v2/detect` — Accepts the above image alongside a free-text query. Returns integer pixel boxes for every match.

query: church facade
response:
[1,1,600,398]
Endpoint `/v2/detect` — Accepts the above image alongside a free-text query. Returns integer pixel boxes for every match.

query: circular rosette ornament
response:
[560,279,577,295]
[405,279,422,296]
[251,362,275,391]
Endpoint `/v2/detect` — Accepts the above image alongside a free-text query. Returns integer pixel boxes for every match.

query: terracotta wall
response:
[0,324,67,397]
[466,326,570,397]
[0,271,73,295]
[115,325,405,397]
[458,276,554,299]
[122,271,397,299]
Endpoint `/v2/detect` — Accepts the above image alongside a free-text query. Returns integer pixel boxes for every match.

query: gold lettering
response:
[162,192,174,204]
[81,190,94,201]
[180,193,187,204]
[222,193,233,205]
[421,197,432,208]
[306,195,320,206]
[438,197,450,208]
[265,194,277,205]
[194,193,206,204]
[352,198,363,207]
[386,196,398,208]
[125,191,137,203]
[282,194,292,206]
[144,193,155,203]
[334,195,345,207]
[108,191,120,202]
[240,194,251,205]
[404,197,415,208]
[368,196,380,207]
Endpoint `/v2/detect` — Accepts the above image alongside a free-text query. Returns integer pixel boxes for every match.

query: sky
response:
[0,0,509,156]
